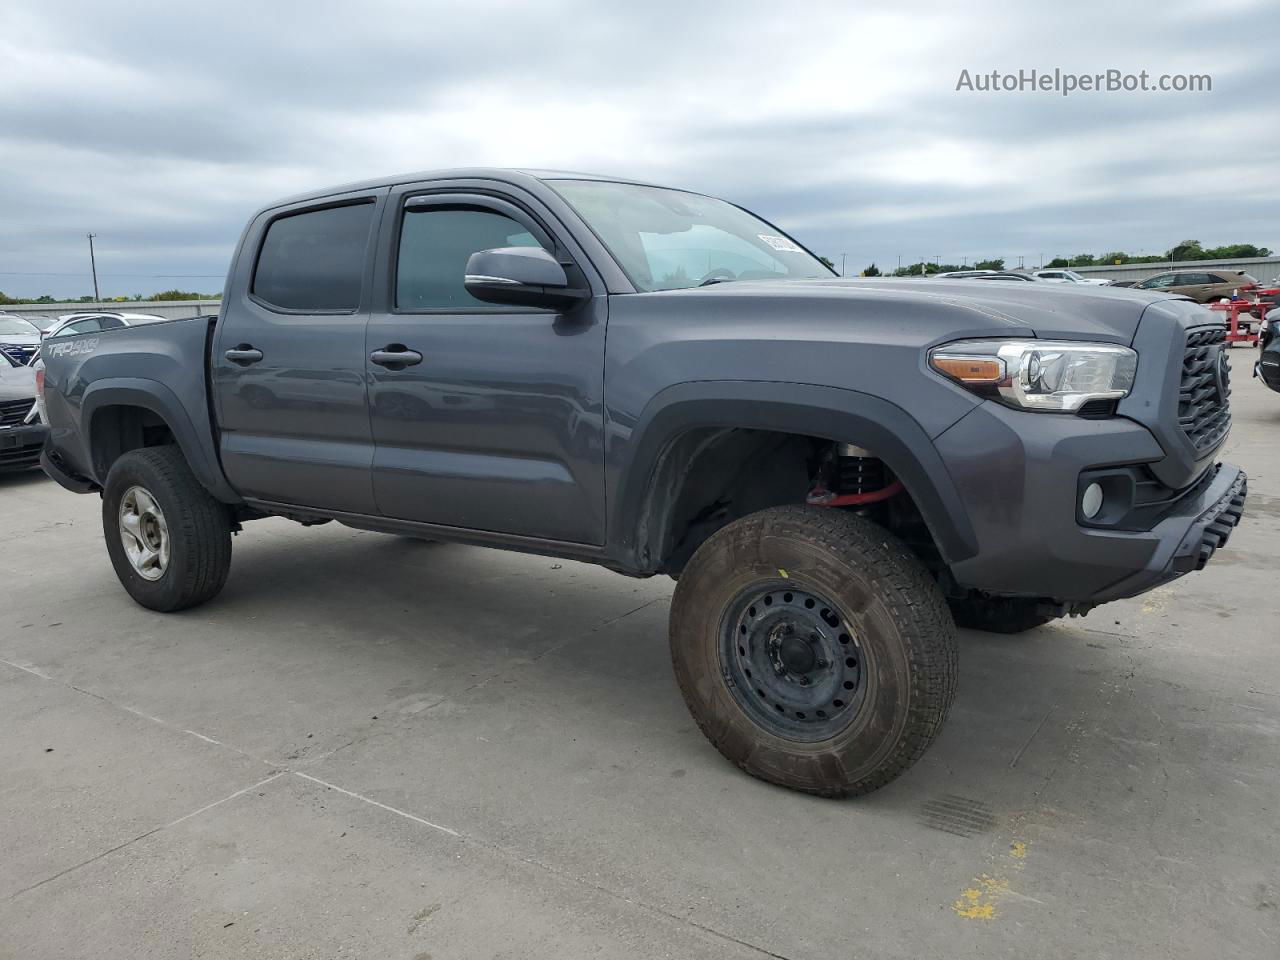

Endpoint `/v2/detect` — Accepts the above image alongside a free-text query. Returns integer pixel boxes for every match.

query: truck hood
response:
[679,277,1189,345]
[0,361,37,403]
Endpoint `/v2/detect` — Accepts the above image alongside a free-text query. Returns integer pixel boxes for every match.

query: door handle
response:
[225,345,263,365]
[370,345,424,369]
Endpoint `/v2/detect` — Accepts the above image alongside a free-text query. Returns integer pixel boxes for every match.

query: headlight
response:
[929,339,1137,412]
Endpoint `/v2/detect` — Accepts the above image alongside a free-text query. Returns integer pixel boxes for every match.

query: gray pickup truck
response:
[39,169,1247,796]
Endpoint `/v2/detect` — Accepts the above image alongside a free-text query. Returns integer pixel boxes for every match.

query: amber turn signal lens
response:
[930,355,1003,383]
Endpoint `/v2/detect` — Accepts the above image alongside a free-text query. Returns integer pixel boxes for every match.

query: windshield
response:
[0,316,38,336]
[551,180,834,292]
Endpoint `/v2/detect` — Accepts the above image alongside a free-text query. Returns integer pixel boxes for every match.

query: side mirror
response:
[464,247,589,311]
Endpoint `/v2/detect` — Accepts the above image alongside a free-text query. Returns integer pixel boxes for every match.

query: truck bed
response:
[40,315,237,502]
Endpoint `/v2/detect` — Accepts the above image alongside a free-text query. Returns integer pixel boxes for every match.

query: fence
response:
[3,299,221,322]
[1070,256,1280,284]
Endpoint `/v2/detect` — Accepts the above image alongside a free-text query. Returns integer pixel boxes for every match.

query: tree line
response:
[1044,240,1271,269]
[0,289,222,305]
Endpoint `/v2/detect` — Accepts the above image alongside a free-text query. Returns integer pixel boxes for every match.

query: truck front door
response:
[364,187,607,544]
[213,190,385,514]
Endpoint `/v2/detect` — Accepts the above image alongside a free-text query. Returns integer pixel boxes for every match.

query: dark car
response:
[0,348,46,472]
[1258,309,1280,393]
[38,168,1246,798]
[0,314,42,366]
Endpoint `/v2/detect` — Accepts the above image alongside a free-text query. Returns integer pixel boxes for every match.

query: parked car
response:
[1257,308,1280,393]
[1032,269,1109,285]
[964,271,1045,282]
[44,311,167,340]
[39,168,1246,798]
[1107,279,1140,288]
[1134,270,1260,303]
[0,347,46,472]
[930,271,1043,282]
[0,314,42,366]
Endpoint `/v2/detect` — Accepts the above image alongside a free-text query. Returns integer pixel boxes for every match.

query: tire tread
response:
[103,446,232,612]
[670,504,957,797]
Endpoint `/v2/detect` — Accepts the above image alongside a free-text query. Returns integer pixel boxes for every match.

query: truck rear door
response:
[212,189,387,514]
[363,184,607,544]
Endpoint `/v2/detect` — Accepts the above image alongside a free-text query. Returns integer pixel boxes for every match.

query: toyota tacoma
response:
[38,169,1247,796]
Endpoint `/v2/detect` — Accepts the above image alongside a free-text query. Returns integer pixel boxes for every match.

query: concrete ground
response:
[2,372,1278,960]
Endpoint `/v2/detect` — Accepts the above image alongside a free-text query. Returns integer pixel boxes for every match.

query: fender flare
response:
[81,378,240,503]
[607,380,978,570]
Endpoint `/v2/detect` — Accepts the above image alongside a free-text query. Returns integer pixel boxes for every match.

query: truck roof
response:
[257,167,670,216]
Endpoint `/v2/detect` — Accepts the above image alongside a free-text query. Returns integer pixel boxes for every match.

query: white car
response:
[1032,269,1110,285]
[43,311,167,340]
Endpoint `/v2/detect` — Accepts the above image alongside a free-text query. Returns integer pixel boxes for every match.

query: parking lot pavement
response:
[2,374,1278,960]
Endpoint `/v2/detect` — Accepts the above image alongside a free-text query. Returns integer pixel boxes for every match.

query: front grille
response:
[0,398,34,427]
[0,443,42,467]
[0,343,36,365]
[1178,326,1231,454]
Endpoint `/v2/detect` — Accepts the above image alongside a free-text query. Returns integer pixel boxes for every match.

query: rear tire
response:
[102,446,232,612]
[669,505,957,797]
[948,595,1053,634]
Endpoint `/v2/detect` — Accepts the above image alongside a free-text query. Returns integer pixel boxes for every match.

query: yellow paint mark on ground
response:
[777,568,789,578]
[951,842,1030,921]
[954,885,995,919]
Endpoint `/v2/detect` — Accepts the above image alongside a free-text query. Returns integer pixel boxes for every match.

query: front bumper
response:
[1257,355,1280,392]
[934,401,1246,605]
[1097,464,1245,601]
[0,423,48,472]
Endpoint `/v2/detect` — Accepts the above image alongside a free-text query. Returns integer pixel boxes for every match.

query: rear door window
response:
[253,202,376,312]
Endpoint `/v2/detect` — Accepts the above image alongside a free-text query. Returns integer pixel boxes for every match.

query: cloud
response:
[0,0,1276,296]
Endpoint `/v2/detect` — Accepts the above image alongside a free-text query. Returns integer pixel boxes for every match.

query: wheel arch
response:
[608,381,979,573]
[83,379,239,503]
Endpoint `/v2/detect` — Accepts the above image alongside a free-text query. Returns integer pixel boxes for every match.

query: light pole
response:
[87,233,100,303]
[841,252,847,277]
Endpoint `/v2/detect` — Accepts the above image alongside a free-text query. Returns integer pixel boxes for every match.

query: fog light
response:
[1081,482,1104,519]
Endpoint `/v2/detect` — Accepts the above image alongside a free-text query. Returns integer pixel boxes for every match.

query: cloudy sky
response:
[1,0,1277,299]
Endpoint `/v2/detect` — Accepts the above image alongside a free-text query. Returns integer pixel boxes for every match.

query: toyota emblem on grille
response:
[1213,346,1231,401]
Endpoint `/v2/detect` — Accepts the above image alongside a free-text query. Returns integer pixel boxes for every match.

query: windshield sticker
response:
[758,234,803,253]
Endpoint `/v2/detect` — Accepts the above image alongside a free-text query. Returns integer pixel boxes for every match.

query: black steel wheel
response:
[721,586,864,742]
[670,505,957,797]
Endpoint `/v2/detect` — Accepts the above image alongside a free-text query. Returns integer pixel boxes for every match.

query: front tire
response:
[669,505,957,797]
[102,446,232,612]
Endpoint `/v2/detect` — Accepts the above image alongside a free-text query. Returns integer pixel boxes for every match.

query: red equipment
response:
[1207,300,1262,347]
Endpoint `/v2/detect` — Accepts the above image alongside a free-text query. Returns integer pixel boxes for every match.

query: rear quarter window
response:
[252,201,375,312]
